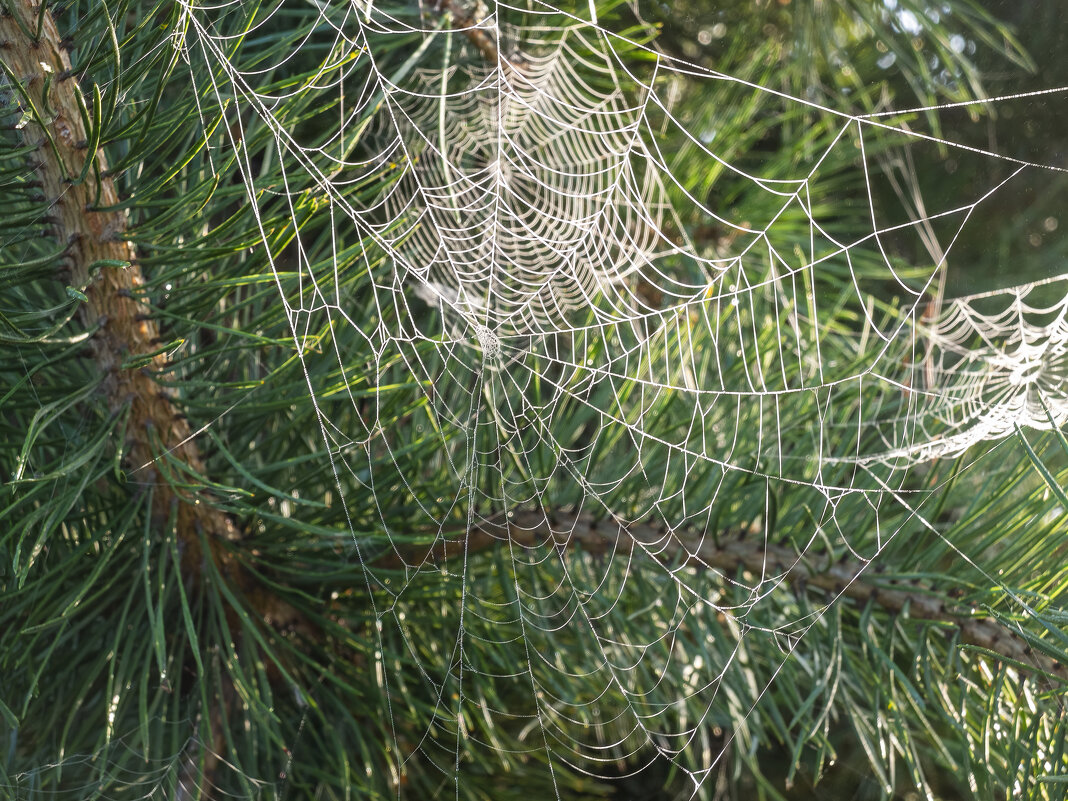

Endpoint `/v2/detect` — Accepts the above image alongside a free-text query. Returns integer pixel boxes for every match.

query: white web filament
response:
[862,276,1068,466]
[177,0,1068,795]
[373,26,680,341]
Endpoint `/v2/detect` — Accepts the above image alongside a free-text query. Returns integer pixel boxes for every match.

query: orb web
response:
[173,0,1068,795]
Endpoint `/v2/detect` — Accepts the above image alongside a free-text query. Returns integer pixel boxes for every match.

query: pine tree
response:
[2,1,1066,799]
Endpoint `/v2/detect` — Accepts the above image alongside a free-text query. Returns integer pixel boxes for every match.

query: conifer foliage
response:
[2,0,1067,798]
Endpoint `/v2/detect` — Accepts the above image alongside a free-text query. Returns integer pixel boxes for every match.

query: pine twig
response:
[436,0,526,76]
[382,509,1066,681]
[0,0,239,579]
[1,2,318,792]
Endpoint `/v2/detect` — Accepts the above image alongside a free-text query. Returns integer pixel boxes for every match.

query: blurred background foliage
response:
[647,0,1067,297]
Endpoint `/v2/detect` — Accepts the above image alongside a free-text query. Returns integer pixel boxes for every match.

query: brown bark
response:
[1,0,318,624]
[382,509,1065,681]
[2,3,314,793]
[437,0,526,77]
[1,0,239,579]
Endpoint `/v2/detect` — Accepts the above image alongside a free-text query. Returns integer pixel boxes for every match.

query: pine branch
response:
[0,0,239,580]
[437,0,526,75]
[385,509,1066,681]
[1,3,320,790]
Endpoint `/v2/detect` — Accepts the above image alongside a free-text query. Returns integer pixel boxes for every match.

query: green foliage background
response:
[2,1,1067,799]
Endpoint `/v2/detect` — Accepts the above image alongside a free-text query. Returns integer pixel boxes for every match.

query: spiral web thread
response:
[860,274,1068,466]
[164,0,1068,794]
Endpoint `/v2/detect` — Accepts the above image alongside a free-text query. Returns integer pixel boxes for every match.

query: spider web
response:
[0,720,269,800]
[172,0,1067,794]
[859,273,1068,466]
